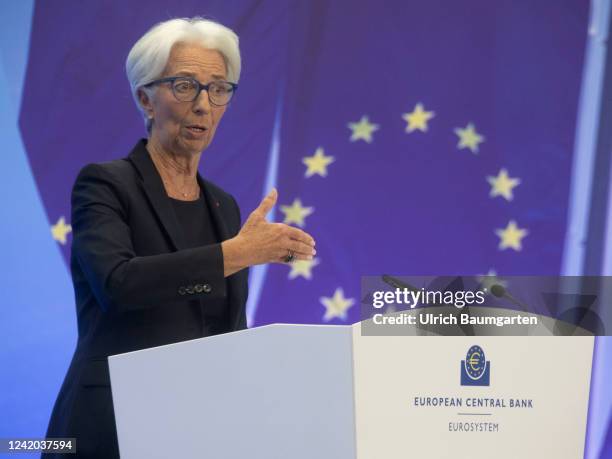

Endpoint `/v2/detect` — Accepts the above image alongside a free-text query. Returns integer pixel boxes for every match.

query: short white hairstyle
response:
[126,17,241,131]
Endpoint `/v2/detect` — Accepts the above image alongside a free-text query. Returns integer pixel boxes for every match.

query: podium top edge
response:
[108,323,353,361]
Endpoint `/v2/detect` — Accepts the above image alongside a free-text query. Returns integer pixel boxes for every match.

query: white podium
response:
[109,323,593,459]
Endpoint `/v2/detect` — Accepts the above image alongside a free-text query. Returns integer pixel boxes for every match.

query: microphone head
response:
[490,284,506,298]
[382,275,412,291]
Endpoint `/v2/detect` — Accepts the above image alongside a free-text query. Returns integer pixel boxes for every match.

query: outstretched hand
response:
[221,189,316,277]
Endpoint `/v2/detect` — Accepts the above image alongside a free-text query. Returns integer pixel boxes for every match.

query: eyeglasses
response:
[144,76,238,106]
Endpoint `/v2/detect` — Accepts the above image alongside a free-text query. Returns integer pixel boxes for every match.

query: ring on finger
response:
[284,249,295,263]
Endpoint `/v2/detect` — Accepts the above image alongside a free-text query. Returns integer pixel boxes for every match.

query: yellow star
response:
[495,220,528,251]
[303,147,335,178]
[348,115,379,143]
[402,103,435,133]
[288,257,320,280]
[487,168,521,201]
[455,123,485,153]
[280,198,314,227]
[321,288,355,321]
[51,216,72,245]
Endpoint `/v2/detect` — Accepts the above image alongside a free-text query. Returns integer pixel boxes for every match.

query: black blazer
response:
[44,139,248,458]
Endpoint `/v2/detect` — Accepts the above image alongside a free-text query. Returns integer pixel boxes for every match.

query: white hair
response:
[126,17,241,131]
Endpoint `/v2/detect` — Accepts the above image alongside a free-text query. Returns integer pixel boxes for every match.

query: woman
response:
[43,17,316,458]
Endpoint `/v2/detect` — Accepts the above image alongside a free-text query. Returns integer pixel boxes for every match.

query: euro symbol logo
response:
[461,345,490,386]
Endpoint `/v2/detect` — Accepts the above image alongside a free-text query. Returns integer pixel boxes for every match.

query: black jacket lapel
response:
[127,139,188,251]
[198,174,243,328]
[198,176,231,242]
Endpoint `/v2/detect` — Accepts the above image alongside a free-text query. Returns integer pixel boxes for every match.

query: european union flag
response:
[252,0,589,326]
[19,0,589,327]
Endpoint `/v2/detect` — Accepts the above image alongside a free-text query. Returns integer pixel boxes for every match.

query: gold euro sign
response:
[468,352,481,371]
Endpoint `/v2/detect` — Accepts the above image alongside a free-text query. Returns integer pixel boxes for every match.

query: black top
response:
[169,193,218,249]
[170,193,229,322]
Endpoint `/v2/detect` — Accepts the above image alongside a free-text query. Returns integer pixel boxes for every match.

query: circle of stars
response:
[276,98,532,322]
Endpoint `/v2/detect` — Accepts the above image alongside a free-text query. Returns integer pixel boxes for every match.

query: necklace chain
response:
[160,175,200,200]
[147,146,200,200]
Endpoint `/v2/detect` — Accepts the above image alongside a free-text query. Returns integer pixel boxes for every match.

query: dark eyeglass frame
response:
[143,76,238,106]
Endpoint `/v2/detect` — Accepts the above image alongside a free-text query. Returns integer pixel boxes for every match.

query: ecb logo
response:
[461,345,490,386]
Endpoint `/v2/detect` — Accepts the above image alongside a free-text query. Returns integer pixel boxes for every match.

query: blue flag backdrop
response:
[3,1,612,458]
[19,0,588,326]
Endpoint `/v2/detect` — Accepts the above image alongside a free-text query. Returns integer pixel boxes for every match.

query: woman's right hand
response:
[221,189,316,277]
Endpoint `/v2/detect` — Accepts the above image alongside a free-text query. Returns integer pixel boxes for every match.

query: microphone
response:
[489,284,529,313]
[490,283,560,335]
[381,275,419,293]
[381,275,475,336]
